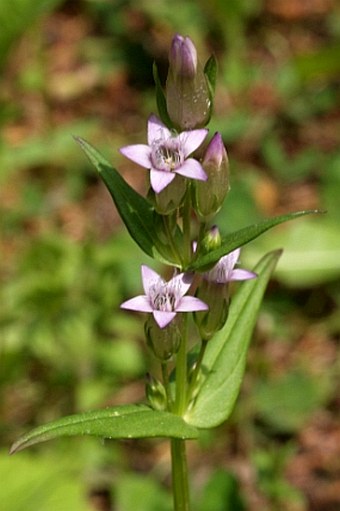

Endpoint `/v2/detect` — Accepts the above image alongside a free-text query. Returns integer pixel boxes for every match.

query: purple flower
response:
[166,34,211,129]
[121,265,208,328]
[205,248,257,284]
[120,114,208,193]
[169,34,197,78]
[193,133,229,220]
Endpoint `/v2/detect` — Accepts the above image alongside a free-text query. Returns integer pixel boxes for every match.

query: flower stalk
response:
[171,439,191,511]
[166,34,212,130]
[118,35,258,511]
[10,32,293,511]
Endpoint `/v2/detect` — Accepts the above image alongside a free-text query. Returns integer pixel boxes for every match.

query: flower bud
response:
[166,34,211,130]
[170,34,197,78]
[194,246,256,340]
[145,373,167,411]
[144,314,183,361]
[193,133,229,221]
[201,225,221,254]
[194,279,230,341]
[148,174,187,215]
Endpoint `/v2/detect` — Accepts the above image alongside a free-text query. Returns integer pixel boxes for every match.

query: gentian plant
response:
[10,34,317,511]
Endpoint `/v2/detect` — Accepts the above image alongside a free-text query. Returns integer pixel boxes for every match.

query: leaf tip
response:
[73,135,85,146]
[9,441,21,455]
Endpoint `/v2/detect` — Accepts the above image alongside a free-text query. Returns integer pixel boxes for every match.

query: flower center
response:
[206,256,233,284]
[149,282,178,312]
[151,136,184,172]
[215,265,228,283]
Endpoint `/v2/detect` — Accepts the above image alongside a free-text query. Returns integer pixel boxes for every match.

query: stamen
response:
[149,281,179,312]
[151,135,183,172]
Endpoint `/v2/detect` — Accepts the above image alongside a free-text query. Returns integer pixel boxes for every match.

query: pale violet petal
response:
[150,168,176,193]
[224,248,241,270]
[216,249,240,277]
[170,272,193,298]
[176,296,209,312]
[175,159,207,181]
[120,295,152,312]
[148,114,171,145]
[179,129,208,157]
[120,144,152,168]
[141,265,164,295]
[153,310,177,328]
[229,269,257,281]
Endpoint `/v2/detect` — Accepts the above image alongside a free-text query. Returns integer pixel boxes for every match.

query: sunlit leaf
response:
[189,210,319,272]
[75,137,181,266]
[11,404,199,453]
[186,250,281,428]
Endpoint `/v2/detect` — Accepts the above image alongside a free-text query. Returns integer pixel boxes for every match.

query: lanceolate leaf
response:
[11,404,199,454]
[204,55,218,94]
[75,137,180,266]
[204,54,217,118]
[153,62,173,128]
[186,250,281,429]
[189,210,319,272]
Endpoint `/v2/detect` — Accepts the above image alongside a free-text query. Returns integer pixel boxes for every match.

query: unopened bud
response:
[170,34,197,78]
[144,315,183,361]
[193,133,229,221]
[201,225,221,254]
[148,174,187,215]
[166,34,211,130]
[194,279,230,341]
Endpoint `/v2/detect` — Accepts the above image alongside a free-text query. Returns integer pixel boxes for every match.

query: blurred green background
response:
[0,1,339,510]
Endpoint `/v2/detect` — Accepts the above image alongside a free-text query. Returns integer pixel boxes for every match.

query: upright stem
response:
[161,361,173,411]
[182,188,192,266]
[170,188,192,511]
[171,438,191,511]
[174,315,188,415]
[171,316,191,511]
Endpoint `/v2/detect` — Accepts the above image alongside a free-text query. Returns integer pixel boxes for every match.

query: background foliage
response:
[1,1,339,510]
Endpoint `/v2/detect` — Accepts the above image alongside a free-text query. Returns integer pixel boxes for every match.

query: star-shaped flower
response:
[204,248,257,284]
[120,115,208,193]
[121,265,208,328]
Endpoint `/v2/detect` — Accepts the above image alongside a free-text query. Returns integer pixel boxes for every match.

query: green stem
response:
[171,438,191,511]
[182,187,192,266]
[171,315,190,510]
[187,339,208,404]
[170,186,193,511]
[174,315,188,415]
[161,361,173,411]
